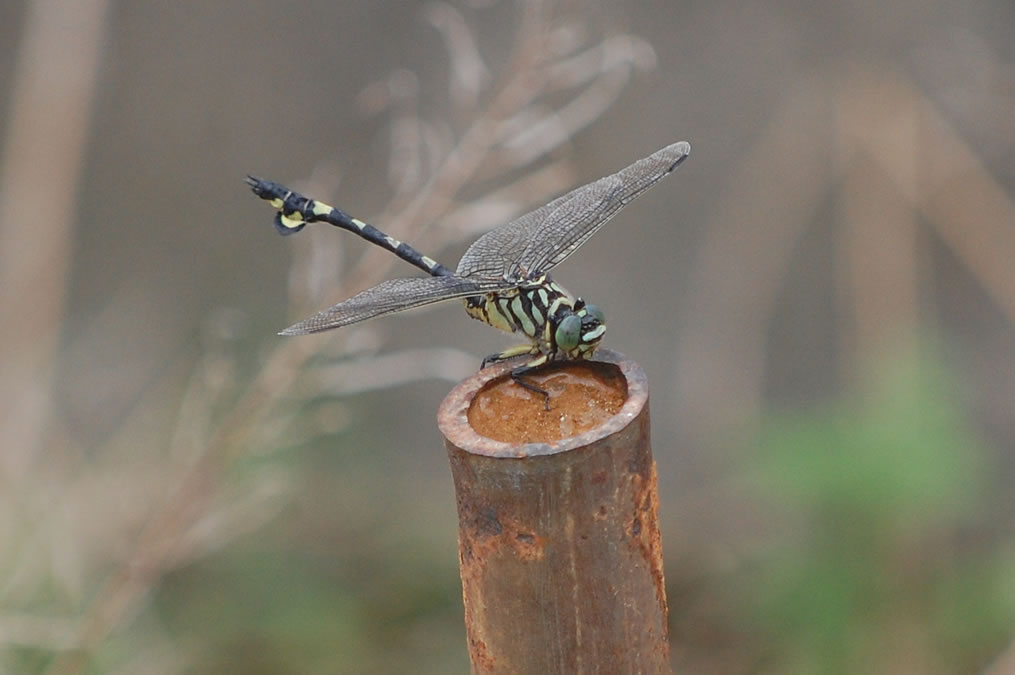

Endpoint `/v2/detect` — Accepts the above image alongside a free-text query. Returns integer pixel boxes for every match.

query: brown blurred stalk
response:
[0,0,111,475]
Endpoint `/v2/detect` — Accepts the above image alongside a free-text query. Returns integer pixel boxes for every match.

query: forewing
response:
[280,276,491,335]
[454,186,576,281]
[455,141,690,280]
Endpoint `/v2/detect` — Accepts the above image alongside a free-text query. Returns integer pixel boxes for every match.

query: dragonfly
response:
[247,141,690,408]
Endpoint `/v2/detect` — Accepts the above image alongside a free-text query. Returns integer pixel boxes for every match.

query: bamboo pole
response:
[438,349,670,674]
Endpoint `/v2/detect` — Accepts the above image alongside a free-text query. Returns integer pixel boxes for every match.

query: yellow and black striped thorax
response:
[463,275,606,360]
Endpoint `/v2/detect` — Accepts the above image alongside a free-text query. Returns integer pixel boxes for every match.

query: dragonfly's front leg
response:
[481,343,539,369]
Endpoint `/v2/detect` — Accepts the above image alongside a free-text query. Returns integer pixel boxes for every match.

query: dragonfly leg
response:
[481,343,538,369]
[510,354,552,411]
[480,346,553,410]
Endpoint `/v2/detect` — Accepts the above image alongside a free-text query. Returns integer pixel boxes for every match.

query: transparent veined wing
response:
[455,141,690,281]
[280,275,499,335]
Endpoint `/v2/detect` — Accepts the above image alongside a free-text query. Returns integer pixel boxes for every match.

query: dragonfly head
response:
[555,299,606,359]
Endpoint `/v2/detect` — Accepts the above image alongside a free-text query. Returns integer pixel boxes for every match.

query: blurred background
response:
[1,0,1014,672]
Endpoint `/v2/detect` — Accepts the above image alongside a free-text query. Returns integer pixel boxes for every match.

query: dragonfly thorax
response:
[462,275,606,361]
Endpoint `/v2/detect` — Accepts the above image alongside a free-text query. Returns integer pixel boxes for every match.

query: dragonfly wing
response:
[455,141,690,280]
[280,276,492,335]
[454,190,573,281]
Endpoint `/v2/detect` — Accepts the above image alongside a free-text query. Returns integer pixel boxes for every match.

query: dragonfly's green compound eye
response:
[581,303,605,325]
[555,315,582,351]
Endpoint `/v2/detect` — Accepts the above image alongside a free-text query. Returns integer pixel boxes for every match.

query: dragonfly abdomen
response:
[246,176,454,278]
